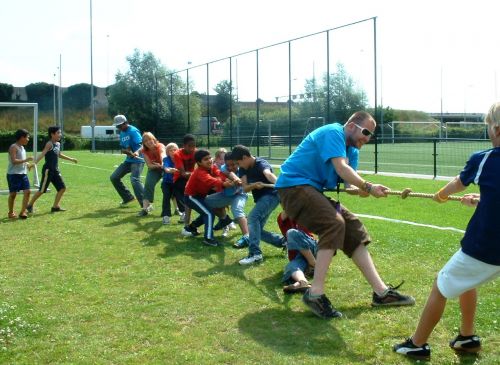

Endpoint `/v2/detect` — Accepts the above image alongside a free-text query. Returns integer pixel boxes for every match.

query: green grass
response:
[0,151,498,364]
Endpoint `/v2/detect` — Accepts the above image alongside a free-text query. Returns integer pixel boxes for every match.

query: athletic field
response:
[0,151,497,364]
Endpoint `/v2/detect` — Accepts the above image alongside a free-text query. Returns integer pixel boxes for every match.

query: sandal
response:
[283,280,311,294]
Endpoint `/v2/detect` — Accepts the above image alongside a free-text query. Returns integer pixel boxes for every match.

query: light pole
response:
[53,73,56,124]
[90,0,96,152]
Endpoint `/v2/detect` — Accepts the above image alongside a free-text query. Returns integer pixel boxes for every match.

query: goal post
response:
[0,102,41,189]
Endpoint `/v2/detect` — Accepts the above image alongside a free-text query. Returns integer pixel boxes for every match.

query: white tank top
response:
[7,143,28,175]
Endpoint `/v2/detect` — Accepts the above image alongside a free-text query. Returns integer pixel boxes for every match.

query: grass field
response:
[0,151,498,364]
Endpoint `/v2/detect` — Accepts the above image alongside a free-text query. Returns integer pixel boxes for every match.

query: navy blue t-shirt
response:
[239,157,276,202]
[459,147,500,265]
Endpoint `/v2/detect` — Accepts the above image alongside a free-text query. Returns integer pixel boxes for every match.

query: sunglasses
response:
[353,123,374,137]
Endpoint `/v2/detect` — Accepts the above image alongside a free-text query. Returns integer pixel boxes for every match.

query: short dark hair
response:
[194,148,210,163]
[231,145,251,161]
[183,134,196,145]
[223,151,233,161]
[14,129,29,141]
[48,126,60,137]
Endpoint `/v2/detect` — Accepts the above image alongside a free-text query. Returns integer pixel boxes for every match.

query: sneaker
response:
[145,205,154,213]
[283,280,311,294]
[137,209,148,217]
[214,215,233,231]
[203,238,220,247]
[239,254,263,265]
[449,334,481,353]
[26,205,33,213]
[393,338,431,360]
[162,216,171,225]
[372,281,415,307]
[222,226,230,237]
[233,236,249,249]
[175,208,181,216]
[302,289,342,319]
[181,225,200,237]
[178,212,185,224]
[120,197,135,206]
[229,222,238,230]
[51,207,67,212]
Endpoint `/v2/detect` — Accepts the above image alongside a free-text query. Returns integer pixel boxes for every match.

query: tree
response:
[25,82,54,111]
[107,49,201,136]
[64,83,96,110]
[0,83,13,102]
[213,80,235,122]
[302,63,368,123]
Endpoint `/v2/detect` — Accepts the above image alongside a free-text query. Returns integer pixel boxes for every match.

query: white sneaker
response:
[222,226,230,237]
[239,254,263,265]
[178,212,185,224]
[162,216,171,225]
[229,222,237,230]
[146,205,154,213]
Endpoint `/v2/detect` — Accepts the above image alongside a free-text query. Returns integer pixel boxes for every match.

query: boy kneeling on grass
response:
[393,101,500,360]
[182,149,234,246]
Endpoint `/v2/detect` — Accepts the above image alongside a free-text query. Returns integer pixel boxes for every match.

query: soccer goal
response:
[387,121,443,142]
[444,121,487,140]
[0,102,41,195]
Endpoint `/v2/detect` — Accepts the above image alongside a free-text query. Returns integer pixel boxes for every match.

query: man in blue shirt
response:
[276,111,414,319]
[110,115,145,207]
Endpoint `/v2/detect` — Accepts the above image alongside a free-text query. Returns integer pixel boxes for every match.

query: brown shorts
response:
[278,185,371,257]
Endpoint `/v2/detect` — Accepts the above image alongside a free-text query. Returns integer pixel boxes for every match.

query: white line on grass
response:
[355,213,465,233]
[60,161,147,178]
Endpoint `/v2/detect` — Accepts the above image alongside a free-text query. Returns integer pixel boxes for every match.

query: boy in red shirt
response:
[173,134,196,223]
[182,149,234,246]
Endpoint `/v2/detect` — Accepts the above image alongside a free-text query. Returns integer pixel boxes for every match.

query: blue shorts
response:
[6,174,30,192]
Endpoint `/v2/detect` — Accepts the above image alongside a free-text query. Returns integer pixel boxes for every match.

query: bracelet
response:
[436,189,449,202]
[361,181,373,193]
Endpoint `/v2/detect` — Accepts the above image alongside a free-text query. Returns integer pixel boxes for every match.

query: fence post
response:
[433,138,437,178]
[374,138,378,174]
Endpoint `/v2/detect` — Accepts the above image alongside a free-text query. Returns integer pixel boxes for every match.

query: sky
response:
[1,0,499,114]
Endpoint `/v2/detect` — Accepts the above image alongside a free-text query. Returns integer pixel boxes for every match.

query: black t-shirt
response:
[239,157,276,202]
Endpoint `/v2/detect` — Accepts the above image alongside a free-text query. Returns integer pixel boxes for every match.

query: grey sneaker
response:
[302,289,342,319]
[393,338,431,360]
[162,216,171,225]
[372,281,415,307]
[449,334,481,353]
[239,254,263,265]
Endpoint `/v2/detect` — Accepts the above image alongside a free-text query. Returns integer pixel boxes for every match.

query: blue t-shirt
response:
[119,125,144,163]
[239,157,276,202]
[162,156,175,184]
[459,147,500,265]
[276,123,359,190]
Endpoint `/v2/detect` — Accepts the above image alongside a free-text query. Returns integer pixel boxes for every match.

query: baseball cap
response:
[113,115,127,127]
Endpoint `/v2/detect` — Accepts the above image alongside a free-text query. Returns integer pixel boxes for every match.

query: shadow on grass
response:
[238,307,367,362]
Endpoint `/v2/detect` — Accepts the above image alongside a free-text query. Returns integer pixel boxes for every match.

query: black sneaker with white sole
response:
[213,215,233,231]
[203,238,220,247]
[393,338,431,360]
[302,289,342,319]
[449,334,481,353]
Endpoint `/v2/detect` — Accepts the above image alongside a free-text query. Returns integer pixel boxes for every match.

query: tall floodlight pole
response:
[59,54,64,150]
[90,0,96,152]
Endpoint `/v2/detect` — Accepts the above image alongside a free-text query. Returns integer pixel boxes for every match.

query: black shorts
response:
[39,167,65,192]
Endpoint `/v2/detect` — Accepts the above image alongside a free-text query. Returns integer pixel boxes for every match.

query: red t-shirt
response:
[142,143,165,165]
[173,148,196,182]
[277,213,314,261]
[184,165,226,198]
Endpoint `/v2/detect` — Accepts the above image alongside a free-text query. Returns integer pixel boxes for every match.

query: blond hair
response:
[215,148,227,160]
[485,102,500,127]
[166,142,179,153]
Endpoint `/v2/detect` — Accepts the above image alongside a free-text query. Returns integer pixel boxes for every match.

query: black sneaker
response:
[203,238,220,247]
[26,205,33,213]
[372,281,415,307]
[302,289,342,319]
[213,215,232,231]
[449,334,481,353]
[137,209,148,217]
[393,338,431,360]
[181,225,200,237]
[120,197,136,206]
[51,207,67,213]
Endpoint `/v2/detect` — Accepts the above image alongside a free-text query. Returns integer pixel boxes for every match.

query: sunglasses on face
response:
[353,123,374,137]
